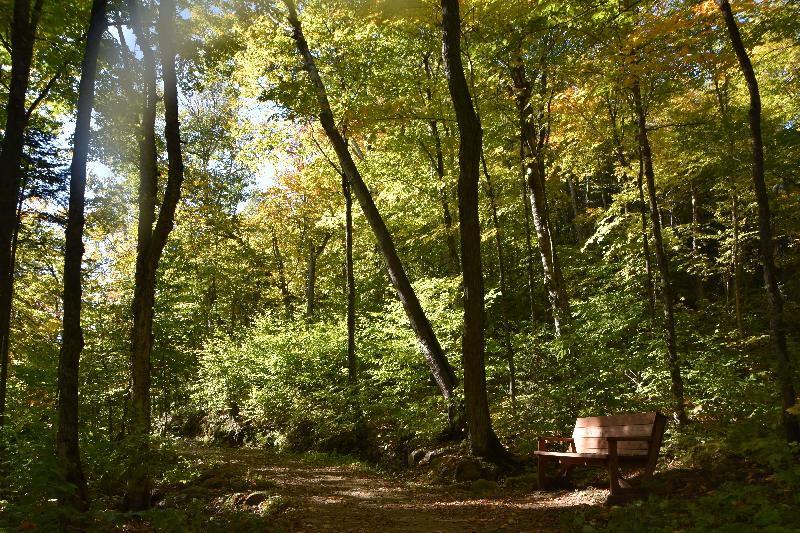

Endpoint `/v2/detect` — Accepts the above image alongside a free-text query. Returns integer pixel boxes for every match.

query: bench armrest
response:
[538,436,575,452]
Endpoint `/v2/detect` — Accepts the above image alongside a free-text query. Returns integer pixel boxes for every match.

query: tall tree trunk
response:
[56,0,107,513]
[690,182,705,302]
[632,80,688,426]
[283,0,457,402]
[719,0,800,442]
[305,233,331,318]
[520,139,537,330]
[609,90,656,326]
[423,53,460,275]
[481,153,516,411]
[731,192,744,340]
[127,0,185,510]
[343,177,357,382]
[0,0,45,427]
[272,232,292,316]
[566,173,582,241]
[510,61,569,335]
[636,148,657,329]
[441,0,506,460]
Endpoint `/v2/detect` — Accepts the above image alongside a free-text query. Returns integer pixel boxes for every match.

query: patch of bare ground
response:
[173,447,607,532]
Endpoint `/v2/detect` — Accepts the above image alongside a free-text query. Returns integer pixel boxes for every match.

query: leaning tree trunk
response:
[632,80,689,426]
[282,0,457,402]
[0,0,45,428]
[719,0,800,442]
[441,0,507,461]
[56,0,107,513]
[126,0,185,510]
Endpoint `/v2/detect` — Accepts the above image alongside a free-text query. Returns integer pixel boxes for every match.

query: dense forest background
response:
[1,0,799,529]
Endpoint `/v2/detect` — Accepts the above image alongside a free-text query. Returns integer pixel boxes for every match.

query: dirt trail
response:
[179,447,606,532]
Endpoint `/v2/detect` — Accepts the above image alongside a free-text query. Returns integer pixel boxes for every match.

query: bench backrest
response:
[571,411,666,462]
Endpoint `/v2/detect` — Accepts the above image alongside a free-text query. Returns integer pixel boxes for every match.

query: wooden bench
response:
[534,411,667,503]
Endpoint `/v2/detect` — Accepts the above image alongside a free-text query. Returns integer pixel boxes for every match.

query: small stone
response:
[245,491,270,505]
[420,450,438,465]
[408,449,426,466]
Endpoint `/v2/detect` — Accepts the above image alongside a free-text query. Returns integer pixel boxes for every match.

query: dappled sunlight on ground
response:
[178,447,606,532]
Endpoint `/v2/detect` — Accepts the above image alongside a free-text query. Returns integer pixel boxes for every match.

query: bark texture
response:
[0,0,45,427]
[56,0,107,513]
[441,0,506,461]
[719,0,799,442]
[283,0,457,401]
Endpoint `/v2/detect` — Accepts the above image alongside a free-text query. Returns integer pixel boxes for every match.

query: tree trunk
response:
[127,0,186,510]
[566,173,582,241]
[731,192,744,340]
[690,182,705,302]
[305,233,331,318]
[343,177,357,382]
[0,0,45,427]
[632,80,689,426]
[283,0,457,402]
[719,0,800,442]
[441,0,507,461]
[423,53,460,275]
[510,60,569,335]
[56,0,106,513]
[520,139,537,330]
[272,232,292,317]
[481,153,516,411]
[636,148,657,329]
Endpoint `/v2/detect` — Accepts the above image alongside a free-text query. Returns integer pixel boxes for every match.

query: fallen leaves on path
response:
[170,447,607,532]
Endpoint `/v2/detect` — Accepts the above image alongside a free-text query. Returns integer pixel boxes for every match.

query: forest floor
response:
[137,446,610,532]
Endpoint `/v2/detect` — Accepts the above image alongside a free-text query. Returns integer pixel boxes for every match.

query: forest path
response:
[176,447,607,532]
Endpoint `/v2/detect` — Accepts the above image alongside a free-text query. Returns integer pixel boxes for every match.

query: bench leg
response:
[537,455,547,489]
[605,442,631,505]
[606,453,642,504]
[607,452,620,494]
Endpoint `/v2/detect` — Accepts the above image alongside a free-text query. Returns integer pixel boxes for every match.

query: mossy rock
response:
[470,479,500,496]
[503,473,539,490]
